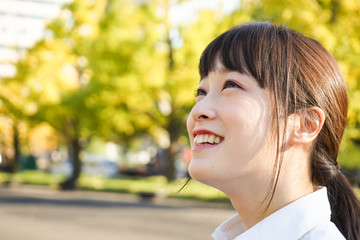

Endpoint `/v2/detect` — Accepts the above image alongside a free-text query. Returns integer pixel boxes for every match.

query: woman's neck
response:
[226,153,314,229]
[228,182,314,229]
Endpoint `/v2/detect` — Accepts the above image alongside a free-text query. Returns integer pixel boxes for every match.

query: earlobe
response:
[290,107,325,145]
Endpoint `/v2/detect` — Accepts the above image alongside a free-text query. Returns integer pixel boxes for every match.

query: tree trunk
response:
[165,143,176,181]
[163,0,182,181]
[330,0,339,23]
[165,112,181,181]
[69,136,81,180]
[11,122,20,173]
[60,135,81,190]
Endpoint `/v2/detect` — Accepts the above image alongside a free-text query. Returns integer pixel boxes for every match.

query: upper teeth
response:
[194,134,221,145]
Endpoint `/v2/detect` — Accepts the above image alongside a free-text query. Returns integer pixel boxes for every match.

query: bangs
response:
[199,21,290,90]
[199,25,251,80]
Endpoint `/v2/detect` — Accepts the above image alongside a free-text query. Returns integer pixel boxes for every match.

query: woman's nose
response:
[190,99,216,121]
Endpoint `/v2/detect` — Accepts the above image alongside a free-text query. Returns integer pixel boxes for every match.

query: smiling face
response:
[187,63,276,194]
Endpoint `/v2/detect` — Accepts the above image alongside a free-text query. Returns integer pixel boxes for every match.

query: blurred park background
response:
[0,0,360,238]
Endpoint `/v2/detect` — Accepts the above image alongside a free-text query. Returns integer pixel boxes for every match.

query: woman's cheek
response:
[186,115,194,142]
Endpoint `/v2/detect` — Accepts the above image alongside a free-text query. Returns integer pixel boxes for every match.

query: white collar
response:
[212,187,332,240]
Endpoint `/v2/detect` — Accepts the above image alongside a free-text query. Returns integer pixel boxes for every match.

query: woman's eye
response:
[223,80,242,89]
[195,88,207,97]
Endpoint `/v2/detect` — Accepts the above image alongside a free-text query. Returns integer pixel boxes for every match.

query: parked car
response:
[81,154,119,178]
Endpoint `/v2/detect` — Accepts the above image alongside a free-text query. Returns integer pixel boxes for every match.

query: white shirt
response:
[212,188,345,240]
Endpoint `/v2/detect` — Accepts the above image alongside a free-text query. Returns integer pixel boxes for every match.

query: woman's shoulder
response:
[299,222,345,240]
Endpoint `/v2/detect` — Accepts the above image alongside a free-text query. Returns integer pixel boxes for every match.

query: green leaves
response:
[1,0,359,174]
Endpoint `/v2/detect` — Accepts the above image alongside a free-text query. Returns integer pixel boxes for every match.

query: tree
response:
[86,0,165,144]
[88,0,223,181]
[0,0,109,188]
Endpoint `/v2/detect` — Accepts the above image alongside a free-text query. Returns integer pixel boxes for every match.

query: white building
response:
[0,0,71,78]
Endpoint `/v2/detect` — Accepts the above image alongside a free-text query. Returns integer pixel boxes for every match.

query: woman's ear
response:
[289,107,326,145]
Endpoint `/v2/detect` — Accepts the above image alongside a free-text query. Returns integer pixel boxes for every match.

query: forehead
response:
[200,65,230,83]
[200,63,261,89]
[201,56,252,79]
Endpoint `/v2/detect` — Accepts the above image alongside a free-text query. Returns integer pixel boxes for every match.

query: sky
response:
[170,0,240,25]
[0,0,71,77]
[0,0,240,77]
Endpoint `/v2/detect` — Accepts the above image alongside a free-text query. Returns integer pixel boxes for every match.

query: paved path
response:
[0,185,235,240]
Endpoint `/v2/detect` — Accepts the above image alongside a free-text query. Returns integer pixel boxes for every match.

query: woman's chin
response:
[188,160,215,185]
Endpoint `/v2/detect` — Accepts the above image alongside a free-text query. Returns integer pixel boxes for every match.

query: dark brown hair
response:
[199,21,360,239]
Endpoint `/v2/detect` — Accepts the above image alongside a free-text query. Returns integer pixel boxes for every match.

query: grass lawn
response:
[1,170,359,201]
[0,170,230,203]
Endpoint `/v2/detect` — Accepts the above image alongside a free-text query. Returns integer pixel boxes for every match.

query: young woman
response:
[187,22,360,240]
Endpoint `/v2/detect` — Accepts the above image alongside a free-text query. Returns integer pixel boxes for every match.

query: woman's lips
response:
[191,129,224,151]
[192,143,221,151]
[192,129,223,138]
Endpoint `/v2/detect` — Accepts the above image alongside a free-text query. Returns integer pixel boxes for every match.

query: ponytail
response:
[312,145,360,240]
[327,171,360,240]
